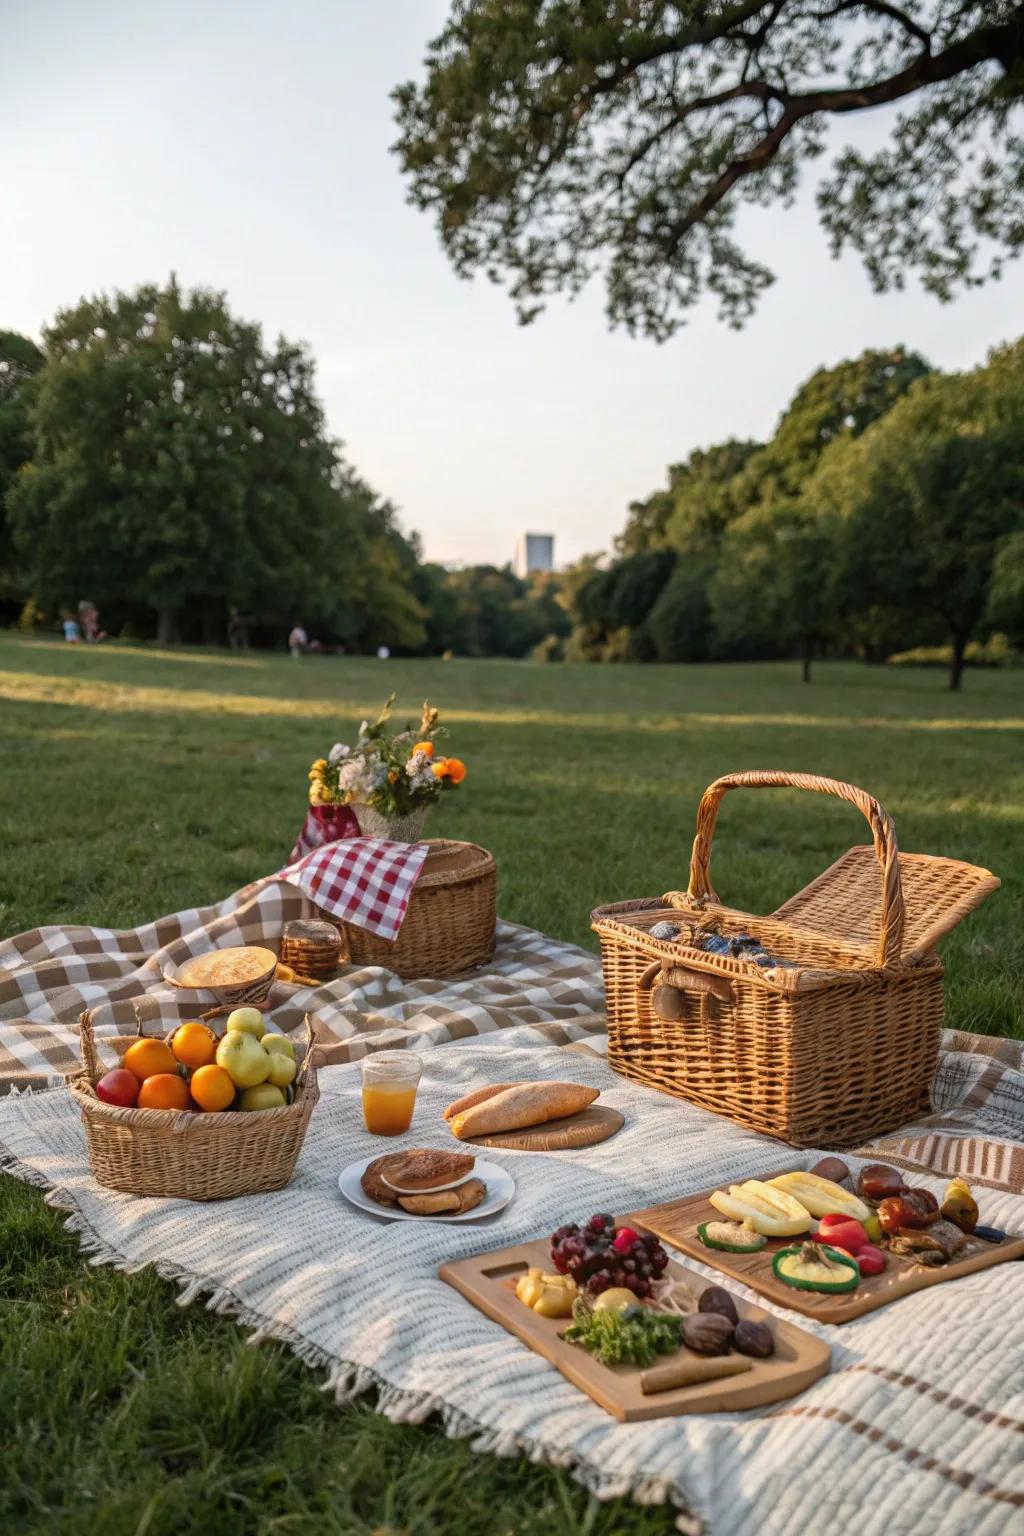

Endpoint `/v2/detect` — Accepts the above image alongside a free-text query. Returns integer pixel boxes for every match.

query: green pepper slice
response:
[772,1243,860,1294]
[697,1221,767,1254]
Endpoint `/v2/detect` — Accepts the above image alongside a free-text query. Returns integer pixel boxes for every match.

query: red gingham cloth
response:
[288,803,360,863]
[279,836,429,941]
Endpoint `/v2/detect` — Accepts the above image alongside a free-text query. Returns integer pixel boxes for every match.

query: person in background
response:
[78,600,106,642]
[288,623,308,658]
[227,608,249,650]
[62,612,81,643]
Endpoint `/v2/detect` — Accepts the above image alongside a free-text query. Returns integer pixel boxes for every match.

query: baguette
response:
[443,1083,521,1122]
[449,1082,599,1140]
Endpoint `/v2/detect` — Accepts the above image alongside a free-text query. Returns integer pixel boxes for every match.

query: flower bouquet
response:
[307,696,467,842]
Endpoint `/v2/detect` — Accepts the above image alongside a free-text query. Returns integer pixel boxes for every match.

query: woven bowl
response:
[68,1009,318,1200]
[165,945,279,1007]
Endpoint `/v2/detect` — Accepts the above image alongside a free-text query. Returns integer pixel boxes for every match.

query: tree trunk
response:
[801,636,813,684]
[949,633,967,692]
[156,604,179,645]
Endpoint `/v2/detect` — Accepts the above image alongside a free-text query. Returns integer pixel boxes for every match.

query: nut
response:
[698,1285,739,1327]
[682,1312,735,1355]
[733,1319,775,1358]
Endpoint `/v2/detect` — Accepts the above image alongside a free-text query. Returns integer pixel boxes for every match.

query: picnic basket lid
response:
[685,771,999,967]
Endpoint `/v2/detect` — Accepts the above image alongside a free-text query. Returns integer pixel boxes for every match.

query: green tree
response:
[8,280,400,645]
[987,531,1024,645]
[394,3,1024,339]
[0,330,44,605]
[710,503,838,682]
[837,342,1024,689]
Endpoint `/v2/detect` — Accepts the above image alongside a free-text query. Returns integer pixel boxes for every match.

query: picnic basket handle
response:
[684,770,906,968]
[78,1009,101,1079]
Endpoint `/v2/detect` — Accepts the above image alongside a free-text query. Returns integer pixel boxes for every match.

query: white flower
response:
[405,750,428,777]
[328,742,350,764]
[358,719,370,739]
[367,763,389,790]
[337,759,365,793]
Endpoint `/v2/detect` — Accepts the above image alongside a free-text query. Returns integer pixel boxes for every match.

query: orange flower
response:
[444,757,467,784]
[413,741,435,758]
[432,758,449,778]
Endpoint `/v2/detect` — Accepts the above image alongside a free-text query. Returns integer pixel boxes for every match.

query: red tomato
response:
[817,1214,870,1254]
[856,1243,887,1276]
[95,1068,139,1108]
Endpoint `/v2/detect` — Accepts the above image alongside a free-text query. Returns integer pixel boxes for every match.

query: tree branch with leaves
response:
[394,1,1024,338]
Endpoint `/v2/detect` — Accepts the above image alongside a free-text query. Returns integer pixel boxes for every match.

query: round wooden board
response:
[461,1105,624,1151]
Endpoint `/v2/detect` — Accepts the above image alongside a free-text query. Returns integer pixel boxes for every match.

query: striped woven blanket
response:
[1,876,1022,1534]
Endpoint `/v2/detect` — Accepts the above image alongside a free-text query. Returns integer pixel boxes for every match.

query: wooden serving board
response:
[631,1170,1024,1325]
[440,1231,830,1421]
[461,1105,624,1152]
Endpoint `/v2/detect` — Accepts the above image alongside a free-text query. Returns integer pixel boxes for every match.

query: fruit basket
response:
[592,771,999,1148]
[337,839,496,979]
[68,1008,319,1200]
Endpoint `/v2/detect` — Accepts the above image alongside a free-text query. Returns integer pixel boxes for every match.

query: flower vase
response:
[352,803,430,843]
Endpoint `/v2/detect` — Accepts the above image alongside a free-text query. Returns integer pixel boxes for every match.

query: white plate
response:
[339,1154,515,1223]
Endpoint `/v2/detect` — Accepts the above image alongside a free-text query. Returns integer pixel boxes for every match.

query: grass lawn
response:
[1,633,1021,1535]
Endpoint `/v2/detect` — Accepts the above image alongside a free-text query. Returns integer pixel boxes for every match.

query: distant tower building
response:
[514,532,554,578]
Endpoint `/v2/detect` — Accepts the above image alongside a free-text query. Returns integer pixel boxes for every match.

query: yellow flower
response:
[311,758,327,773]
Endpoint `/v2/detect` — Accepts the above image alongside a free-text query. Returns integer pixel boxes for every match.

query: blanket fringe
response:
[0,1149,704,1534]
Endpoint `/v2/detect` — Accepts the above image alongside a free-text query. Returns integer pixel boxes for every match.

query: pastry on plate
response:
[398,1178,487,1216]
[360,1153,405,1207]
[381,1147,476,1193]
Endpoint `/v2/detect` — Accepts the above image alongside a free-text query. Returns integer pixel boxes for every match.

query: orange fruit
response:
[138,1073,191,1111]
[171,1021,217,1069]
[123,1038,178,1083]
[190,1064,236,1112]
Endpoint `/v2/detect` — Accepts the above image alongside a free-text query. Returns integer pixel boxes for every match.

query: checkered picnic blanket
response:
[2,880,1023,1534]
[0,871,1021,1194]
[279,837,429,941]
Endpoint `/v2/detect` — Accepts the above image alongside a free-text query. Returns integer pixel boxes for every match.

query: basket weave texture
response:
[69,1009,319,1200]
[339,839,496,979]
[592,771,999,1149]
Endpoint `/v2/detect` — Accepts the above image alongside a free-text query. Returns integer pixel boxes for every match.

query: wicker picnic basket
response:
[338,838,496,979]
[69,1009,319,1200]
[592,771,999,1148]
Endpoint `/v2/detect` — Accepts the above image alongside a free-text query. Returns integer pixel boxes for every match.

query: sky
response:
[4,0,1021,568]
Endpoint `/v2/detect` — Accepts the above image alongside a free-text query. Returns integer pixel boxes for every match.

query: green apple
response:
[238,1083,286,1111]
[261,1032,295,1061]
[216,1030,272,1088]
[266,1052,297,1089]
[225,1007,265,1037]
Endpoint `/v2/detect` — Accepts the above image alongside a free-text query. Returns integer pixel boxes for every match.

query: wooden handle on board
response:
[641,1353,752,1395]
[686,770,905,969]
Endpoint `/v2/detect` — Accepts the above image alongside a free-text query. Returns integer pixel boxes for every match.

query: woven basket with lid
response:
[592,771,999,1148]
[337,838,496,979]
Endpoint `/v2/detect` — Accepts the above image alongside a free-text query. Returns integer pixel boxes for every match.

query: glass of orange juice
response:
[361,1052,423,1136]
